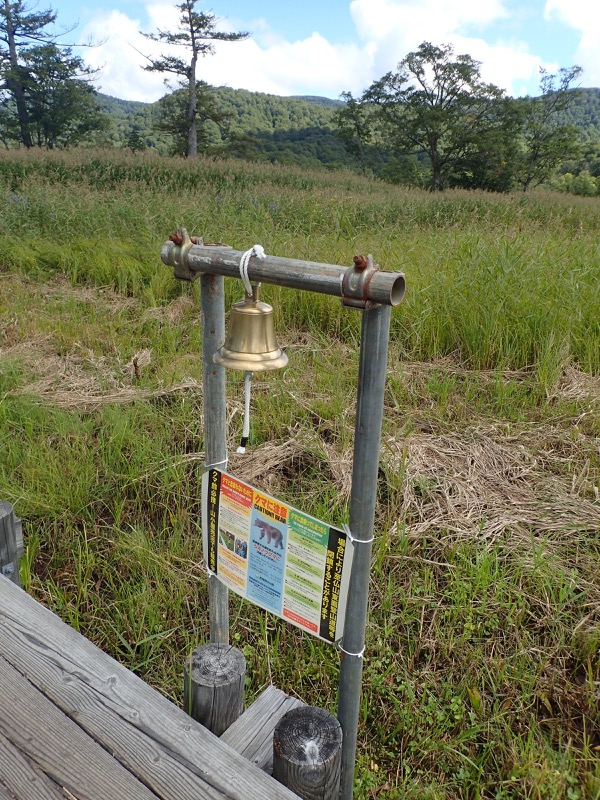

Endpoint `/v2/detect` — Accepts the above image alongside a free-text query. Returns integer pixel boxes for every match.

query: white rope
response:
[239,244,266,295]
[237,371,253,454]
[234,245,266,455]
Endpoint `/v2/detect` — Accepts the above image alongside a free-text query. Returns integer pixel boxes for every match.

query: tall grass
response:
[1,148,599,375]
[1,148,599,800]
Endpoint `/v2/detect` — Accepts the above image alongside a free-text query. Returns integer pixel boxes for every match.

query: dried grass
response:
[25,379,204,411]
[1,273,138,313]
[211,422,600,611]
[2,340,201,409]
[224,423,599,554]
[559,364,600,403]
[400,357,600,403]
[40,278,139,313]
[385,426,600,611]
[143,296,197,325]
[386,428,599,541]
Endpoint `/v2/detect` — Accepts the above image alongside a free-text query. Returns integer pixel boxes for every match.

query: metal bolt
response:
[169,231,185,246]
[2,563,15,577]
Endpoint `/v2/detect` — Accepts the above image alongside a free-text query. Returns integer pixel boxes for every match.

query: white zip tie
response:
[204,458,228,471]
[239,244,266,295]
[343,523,375,545]
[338,642,366,659]
[237,371,253,454]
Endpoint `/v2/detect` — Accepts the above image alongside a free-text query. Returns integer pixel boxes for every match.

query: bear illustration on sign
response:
[254,518,284,549]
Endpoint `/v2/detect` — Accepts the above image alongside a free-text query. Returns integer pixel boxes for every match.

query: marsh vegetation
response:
[0,149,598,799]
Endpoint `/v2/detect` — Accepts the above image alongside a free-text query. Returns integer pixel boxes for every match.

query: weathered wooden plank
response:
[221,686,305,773]
[0,730,69,800]
[0,782,17,800]
[0,647,225,800]
[0,578,300,800]
[0,655,158,800]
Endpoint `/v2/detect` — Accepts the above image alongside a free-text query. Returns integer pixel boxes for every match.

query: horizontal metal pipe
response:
[161,241,405,307]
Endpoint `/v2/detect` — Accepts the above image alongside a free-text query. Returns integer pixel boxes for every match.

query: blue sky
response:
[51,0,597,102]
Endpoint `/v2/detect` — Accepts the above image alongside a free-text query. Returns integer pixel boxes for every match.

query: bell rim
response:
[213,346,289,372]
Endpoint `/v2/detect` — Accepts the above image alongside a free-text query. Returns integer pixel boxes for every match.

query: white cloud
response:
[201,34,366,97]
[80,4,369,100]
[349,0,546,95]
[80,11,173,101]
[350,0,509,43]
[545,0,600,85]
[79,0,555,102]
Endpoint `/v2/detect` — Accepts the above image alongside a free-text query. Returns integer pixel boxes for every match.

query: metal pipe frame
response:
[167,235,399,797]
[161,237,405,308]
[200,273,230,644]
[337,304,391,800]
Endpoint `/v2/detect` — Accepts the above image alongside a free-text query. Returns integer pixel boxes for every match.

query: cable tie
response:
[201,557,217,579]
[239,244,266,295]
[338,642,365,659]
[204,459,228,471]
[343,524,375,545]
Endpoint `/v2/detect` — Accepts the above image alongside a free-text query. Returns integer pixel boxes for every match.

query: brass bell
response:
[214,285,288,372]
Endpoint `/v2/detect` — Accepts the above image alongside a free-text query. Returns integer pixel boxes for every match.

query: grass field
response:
[0,149,598,799]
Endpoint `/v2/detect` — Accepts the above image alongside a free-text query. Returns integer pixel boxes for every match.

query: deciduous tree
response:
[334,91,375,173]
[360,42,509,190]
[516,66,582,191]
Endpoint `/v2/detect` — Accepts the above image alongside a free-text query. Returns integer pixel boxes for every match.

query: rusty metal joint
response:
[342,254,381,309]
[168,227,196,281]
[166,231,233,282]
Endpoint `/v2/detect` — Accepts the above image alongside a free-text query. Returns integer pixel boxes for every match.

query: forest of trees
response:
[2,0,600,195]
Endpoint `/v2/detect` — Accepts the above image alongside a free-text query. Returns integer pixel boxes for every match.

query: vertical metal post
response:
[0,502,21,588]
[337,303,391,800]
[200,273,229,644]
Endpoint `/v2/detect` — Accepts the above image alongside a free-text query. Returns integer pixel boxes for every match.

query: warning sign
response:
[202,469,353,643]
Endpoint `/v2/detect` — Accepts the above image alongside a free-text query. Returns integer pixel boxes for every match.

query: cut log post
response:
[183,643,245,736]
[273,706,342,800]
[0,502,20,588]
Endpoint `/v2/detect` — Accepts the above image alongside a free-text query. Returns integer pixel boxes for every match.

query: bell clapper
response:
[237,371,254,454]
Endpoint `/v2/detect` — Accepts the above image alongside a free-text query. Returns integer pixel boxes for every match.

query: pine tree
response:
[142,0,248,157]
[1,0,103,147]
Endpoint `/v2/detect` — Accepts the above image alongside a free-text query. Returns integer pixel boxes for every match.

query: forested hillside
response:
[96,86,600,179]
[95,87,347,165]
[2,0,599,193]
[556,87,600,140]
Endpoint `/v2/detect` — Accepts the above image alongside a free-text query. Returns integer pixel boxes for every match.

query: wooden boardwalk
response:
[0,576,299,800]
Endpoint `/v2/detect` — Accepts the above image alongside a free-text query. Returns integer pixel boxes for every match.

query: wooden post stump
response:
[273,706,342,800]
[183,643,245,736]
[0,502,20,588]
